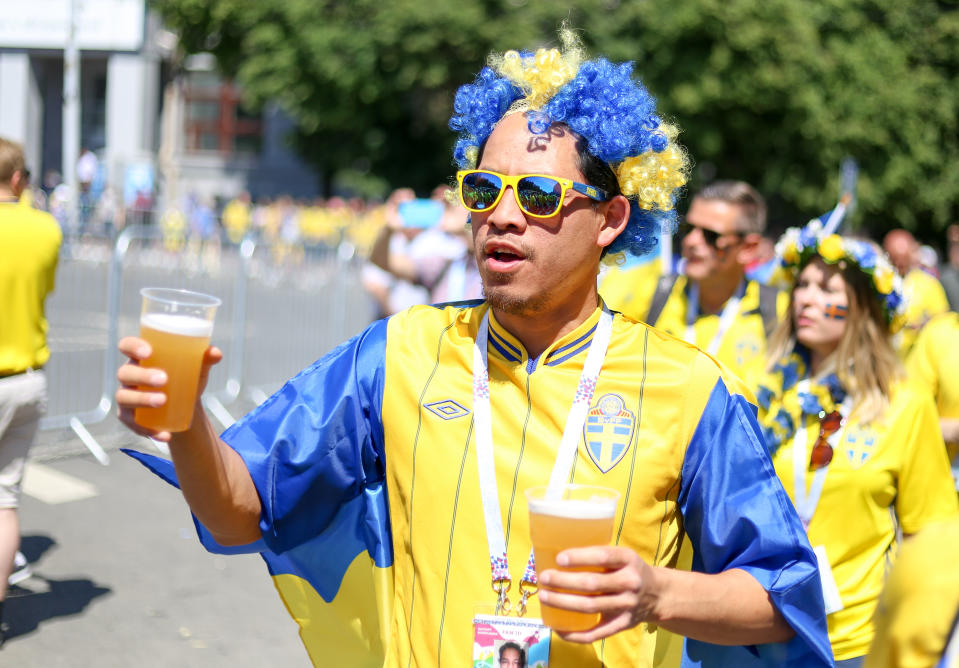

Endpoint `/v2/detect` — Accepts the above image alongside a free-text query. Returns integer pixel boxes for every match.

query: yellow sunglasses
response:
[456,169,610,219]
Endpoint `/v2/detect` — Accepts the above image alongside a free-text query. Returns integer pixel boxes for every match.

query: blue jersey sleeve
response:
[678,378,833,668]
[123,318,392,603]
[218,318,389,555]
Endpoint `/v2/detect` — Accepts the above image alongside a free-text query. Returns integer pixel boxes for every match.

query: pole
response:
[62,0,81,236]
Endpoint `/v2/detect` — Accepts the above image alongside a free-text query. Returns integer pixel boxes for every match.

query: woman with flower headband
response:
[757,222,959,667]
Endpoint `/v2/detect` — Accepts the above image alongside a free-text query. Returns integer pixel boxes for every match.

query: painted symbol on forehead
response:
[527,124,568,153]
[823,303,849,320]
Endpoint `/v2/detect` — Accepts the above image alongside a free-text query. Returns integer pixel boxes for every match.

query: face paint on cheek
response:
[823,303,849,320]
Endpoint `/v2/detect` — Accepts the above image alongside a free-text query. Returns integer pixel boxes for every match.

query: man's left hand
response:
[536,546,662,643]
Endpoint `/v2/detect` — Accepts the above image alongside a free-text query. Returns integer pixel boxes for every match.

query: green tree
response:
[154,0,959,239]
[155,0,588,197]
[598,0,959,239]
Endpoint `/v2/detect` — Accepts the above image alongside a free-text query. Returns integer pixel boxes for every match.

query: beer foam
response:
[528,496,617,520]
[141,313,214,338]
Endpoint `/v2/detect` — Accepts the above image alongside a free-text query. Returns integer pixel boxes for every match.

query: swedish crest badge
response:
[583,393,635,473]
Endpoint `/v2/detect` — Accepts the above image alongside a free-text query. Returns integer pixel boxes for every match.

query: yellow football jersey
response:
[637,277,788,389]
[865,517,959,668]
[130,301,833,667]
[907,312,959,420]
[906,312,959,481]
[896,269,950,358]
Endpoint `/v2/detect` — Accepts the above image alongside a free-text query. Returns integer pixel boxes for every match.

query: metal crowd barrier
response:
[40,226,375,463]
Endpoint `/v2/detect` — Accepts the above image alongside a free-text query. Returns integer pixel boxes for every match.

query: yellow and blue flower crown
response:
[449,28,690,258]
[775,219,907,331]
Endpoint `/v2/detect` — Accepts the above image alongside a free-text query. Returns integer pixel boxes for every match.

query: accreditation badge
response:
[472,613,551,667]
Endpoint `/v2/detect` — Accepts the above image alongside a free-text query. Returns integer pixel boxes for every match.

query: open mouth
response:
[484,243,526,272]
[491,249,522,262]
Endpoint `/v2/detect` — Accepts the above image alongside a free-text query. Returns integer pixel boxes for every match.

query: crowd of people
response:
[157,192,387,259]
[4,26,959,668]
[19,156,407,273]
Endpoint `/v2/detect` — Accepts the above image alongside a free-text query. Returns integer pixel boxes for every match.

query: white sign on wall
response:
[0,0,145,51]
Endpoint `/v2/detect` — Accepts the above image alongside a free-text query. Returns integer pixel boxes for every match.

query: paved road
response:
[4,238,379,665]
[6,452,312,667]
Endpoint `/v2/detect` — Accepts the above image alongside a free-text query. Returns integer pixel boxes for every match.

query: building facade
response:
[0,0,319,219]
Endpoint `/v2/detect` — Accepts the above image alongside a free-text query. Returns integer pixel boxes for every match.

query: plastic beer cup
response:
[135,288,221,432]
[526,484,619,632]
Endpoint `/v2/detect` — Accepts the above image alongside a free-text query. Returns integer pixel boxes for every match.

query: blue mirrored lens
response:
[461,172,502,211]
[517,176,563,216]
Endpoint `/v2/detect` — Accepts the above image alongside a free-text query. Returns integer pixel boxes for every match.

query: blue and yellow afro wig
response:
[449,28,689,258]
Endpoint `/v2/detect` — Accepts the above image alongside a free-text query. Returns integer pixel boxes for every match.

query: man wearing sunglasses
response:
[115,32,829,667]
[609,181,786,388]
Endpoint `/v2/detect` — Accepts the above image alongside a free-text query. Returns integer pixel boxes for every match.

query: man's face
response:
[499,647,523,668]
[681,197,747,283]
[883,235,915,276]
[470,112,615,318]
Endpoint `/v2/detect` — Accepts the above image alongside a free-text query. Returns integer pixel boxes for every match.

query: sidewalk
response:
[4,441,311,667]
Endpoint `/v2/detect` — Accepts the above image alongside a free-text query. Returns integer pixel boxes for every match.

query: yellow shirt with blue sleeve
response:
[770,380,959,661]
[865,517,959,668]
[127,302,832,667]
[0,202,62,373]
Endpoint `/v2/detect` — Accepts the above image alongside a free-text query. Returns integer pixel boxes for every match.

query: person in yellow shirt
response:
[864,517,959,668]
[758,227,959,666]
[221,191,252,245]
[906,311,959,489]
[883,229,950,357]
[160,206,187,254]
[0,137,62,645]
[604,181,787,388]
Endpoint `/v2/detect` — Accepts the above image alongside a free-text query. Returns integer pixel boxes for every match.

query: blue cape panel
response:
[678,379,834,667]
[123,317,392,604]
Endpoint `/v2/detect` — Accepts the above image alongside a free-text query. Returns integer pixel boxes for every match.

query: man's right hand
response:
[115,336,223,442]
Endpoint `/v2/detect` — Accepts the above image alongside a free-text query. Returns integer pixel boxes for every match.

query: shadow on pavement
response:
[19,534,56,564]
[4,534,111,642]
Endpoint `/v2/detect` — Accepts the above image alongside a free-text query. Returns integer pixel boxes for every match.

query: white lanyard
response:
[792,380,852,529]
[472,305,613,613]
[685,280,745,356]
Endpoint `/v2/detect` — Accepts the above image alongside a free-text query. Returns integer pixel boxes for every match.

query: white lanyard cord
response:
[792,379,853,529]
[473,305,613,612]
[685,280,745,356]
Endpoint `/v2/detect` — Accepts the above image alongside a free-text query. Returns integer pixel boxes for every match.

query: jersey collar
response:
[486,302,606,371]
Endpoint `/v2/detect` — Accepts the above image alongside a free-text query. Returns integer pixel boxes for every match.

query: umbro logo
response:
[424,399,471,420]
